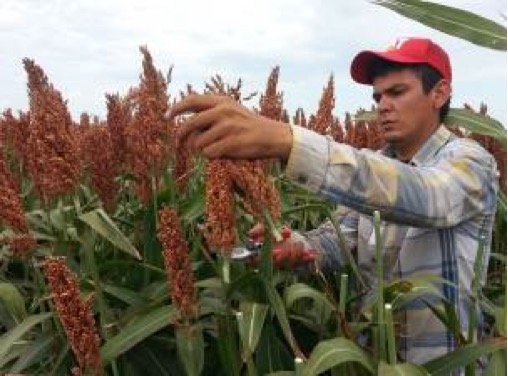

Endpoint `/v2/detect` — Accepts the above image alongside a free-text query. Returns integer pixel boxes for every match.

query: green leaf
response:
[101,284,146,306]
[263,279,303,358]
[101,304,177,363]
[176,324,204,376]
[446,109,507,148]
[301,337,375,376]
[10,332,55,372]
[79,208,141,260]
[49,202,67,231]
[216,314,242,376]
[385,273,452,309]
[423,338,507,375]
[237,302,269,360]
[0,312,53,368]
[374,0,507,50]
[0,282,27,325]
[378,361,429,375]
[485,349,506,376]
[284,283,336,315]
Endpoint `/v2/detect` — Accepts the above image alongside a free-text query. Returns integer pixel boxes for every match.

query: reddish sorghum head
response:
[106,93,132,172]
[204,159,237,252]
[0,109,30,168]
[311,74,335,136]
[123,47,172,205]
[43,256,102,375]
[80,125,119,210]
[23,58,81,201]
[157,207,197,320]
[259,66,284,121]
[0,155,27,232]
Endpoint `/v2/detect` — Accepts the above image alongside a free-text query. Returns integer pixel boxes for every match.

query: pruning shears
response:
[230,225,292,261]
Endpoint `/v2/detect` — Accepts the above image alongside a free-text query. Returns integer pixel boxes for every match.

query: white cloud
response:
[0,0,505,123]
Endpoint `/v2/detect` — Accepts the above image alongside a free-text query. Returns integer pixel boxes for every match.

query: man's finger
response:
[193,122,230,151]
[300,250,316,262]
[168,94,224,120]
[176,104,227,145]
[248,223,265,240]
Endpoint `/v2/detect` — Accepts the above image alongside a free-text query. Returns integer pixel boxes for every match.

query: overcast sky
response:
[1,0,506,124]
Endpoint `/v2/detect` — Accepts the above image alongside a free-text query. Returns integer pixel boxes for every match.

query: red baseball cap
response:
[350,38,452,85]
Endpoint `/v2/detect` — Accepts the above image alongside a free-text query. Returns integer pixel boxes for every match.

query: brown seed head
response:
[157,207,197,319]
[43,256,102,375]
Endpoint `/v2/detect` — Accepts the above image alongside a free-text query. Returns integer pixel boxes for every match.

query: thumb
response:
[248,223,265,239]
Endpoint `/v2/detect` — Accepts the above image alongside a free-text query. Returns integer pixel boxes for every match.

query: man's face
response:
[372,69,439,146]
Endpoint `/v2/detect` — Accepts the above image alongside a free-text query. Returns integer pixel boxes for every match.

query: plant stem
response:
[294,357,304,376]
[384,303,397,365]
[373,211,386,362]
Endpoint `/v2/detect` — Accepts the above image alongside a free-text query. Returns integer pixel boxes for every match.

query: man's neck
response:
[393,123,441,163]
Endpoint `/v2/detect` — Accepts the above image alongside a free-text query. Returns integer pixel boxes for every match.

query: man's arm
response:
[285,125,499,228]
[299,206,359,273]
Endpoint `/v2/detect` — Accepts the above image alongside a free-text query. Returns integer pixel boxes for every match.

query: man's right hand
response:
[248,223,317,269]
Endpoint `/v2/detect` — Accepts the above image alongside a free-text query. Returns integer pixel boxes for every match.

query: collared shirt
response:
[285,124,499,366]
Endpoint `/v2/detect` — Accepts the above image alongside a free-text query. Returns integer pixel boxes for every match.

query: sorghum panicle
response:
[330,118,344,143]
[106,93,132,171]
[228,159,281,223]
[81,126,119,210]
[0,155,27,232]
[0,109,30,167]
[205,159,237,251]
[173,119,194,193]
[311,74,335,135]
[259,66,284,121]
[43,256,102,375]
[157,207,197,319]
[293,108,307,128]
[124,46,172,204]
[23,58,81,201]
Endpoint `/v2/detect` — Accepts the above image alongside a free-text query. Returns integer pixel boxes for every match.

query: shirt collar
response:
[382,125,454,166]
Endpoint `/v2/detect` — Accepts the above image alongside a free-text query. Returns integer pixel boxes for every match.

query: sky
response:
[0,0,506,124]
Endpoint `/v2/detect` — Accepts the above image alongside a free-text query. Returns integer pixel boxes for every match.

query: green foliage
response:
[1,3,506,375]
[373,0,507,50]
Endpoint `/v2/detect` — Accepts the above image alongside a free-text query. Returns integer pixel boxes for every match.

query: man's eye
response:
[372,93,381,103]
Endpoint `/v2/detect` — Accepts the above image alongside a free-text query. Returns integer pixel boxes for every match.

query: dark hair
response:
[369,60,451,123]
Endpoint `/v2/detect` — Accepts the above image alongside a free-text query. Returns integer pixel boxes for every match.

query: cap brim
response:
[350,50,426,85]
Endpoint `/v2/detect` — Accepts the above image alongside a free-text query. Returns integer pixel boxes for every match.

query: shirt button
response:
[297,174,307,184]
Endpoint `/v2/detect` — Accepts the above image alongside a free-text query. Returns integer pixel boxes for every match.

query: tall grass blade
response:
[101,305,177,364]
[423,338,507,375]
[0,282,27,325]
[446,109,507,148]
[176,324,204,376]
[0,312,52,368]
[373,211,386,362]
[378,361,429,375]
[301,337,375,375]
[238,302,269,360]
[374,0,507,50]
[79,208,141,260]
[263,279,303,358]
[10,332,55,372]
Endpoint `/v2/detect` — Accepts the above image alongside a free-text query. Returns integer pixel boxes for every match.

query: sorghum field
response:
[1,2,506,375]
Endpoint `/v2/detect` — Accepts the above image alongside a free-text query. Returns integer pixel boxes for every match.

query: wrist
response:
[273,122,293,162]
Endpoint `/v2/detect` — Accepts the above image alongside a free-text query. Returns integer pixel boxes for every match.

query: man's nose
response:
[377,94,392,113]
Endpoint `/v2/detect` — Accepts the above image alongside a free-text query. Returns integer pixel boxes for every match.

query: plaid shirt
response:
[285,124,499,366]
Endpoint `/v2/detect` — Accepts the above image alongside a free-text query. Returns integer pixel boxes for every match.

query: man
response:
[169,38,499,365]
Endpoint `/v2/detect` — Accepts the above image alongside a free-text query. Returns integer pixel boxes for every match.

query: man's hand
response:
[168,94,293,160]
[248,223,317,269]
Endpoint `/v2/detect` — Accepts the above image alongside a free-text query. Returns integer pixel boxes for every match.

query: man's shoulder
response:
[440,133,496,161]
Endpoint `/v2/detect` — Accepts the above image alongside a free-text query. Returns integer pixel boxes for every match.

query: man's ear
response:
[431,79,452,109]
